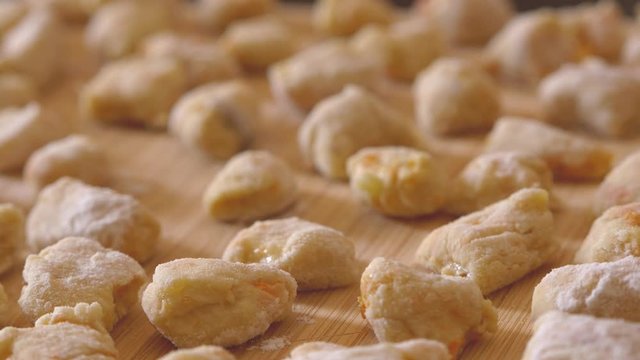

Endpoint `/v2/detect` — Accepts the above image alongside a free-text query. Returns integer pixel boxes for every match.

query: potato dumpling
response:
[416,188,555,294]
[189,0,275,32]
[81,57,187,129]
[593,150,640,214]
[169,81,257,160]
[142,32,241,88]
[485,117,612,181]
[522,312,640,360]
[19,237,147,331]
[27,177,160,263]
[347,147,447,217]
[532,257,640,322]
[0,284,8,326]
[289,339,450,360]
[26,0,111,21]
[0,203,24,276]
[313,0,393,36]
[142,258,297,348]
[575,202,640,263]
[223,217,359,290]
[159,346,236,360]
[0,1,25,37]
[417,0,513,46]
[268,40,383,114]
[445,152,553,215]
[360,258,497,356]
[414,58,500,136]
[203,151,297,222]
[24,135,111,189]
[0,73,37,109]
[299,86,421,180]
[0,302,118,359]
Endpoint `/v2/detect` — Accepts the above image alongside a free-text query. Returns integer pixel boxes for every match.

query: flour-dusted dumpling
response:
[414,58,500,136]
[169,81,257,160]
[0,204,24,276]
[0,302,118,359]
[289,339,450,360]
[360,258,497,355]
[159,346,236,360]
[0,2,25,37]
[19,237,147,330]
[203,151,297,222]
[313,0,393,36]
[484,117,612,181]
[142,258,297,348]
[416,188,555,294]
[575,202,640,263]
[593,150,640,214]
[27,177,160,262]
[522,312,640,360]
[0,73,37,109]
[268,40,383,114]
[299,86,421,180]
[190,0,275,32]
[445,152,553,215]
[81,57,187,129]
[347,147,447,217]
[532,257,640,322]
[223,217,359,290]
[26,0,111,21]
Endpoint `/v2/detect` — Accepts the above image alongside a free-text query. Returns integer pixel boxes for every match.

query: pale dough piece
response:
[593,150,640,214]
[81,57,187,129]
[268,40,383,114]
[415,188,555,294]
[575,202,640,263]
[416,0,513,46]
[298,86,421,180]
[0,203,25,276]
[223,217,359,290]
[484,117,612,181]
[26,0,111,21]
[189,0,275,32]
[0,284,8,326]
[27,177,161,263]
[19,237,147,331]
[360,258,497,355]
[522,311,640,360]
[142,32,241,88]
[445,152,553,215]
[142,258,297,348]
[0,302,118,359]
[623,32,640,65]
[347,146,447,217]
[0,2,25,39]
[169,81,257,160]
[0,73,37,109]
[24,134,111,189]
[312,0,393,36]
[288,339,450,360]
[532,256,640,322]
[159,346,236,360]
[414,58,500,136]
[203,151,297,222]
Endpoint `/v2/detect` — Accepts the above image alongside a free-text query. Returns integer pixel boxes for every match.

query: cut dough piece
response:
[189,0,275,32]
[593,150,640,214]
[203,151,297,222]
[26,0,111,21]
[312,0,393,36]
[169,81,257,160]
[415,188,555,294]
[414,58,500,136]
[19,237,147,331]
[299,86,421,180]
[27,177,161,263]
[0,302,117,359]
[0,203,25,276]
[522,311,640,360]
[0,73,36,109]
[360,258,497,355]
[445,152,553,215]
[575,202,640,263]
[347,146,447,217]
[288,339,450,360]
[484,117,612,181]
[0,284,8,326]
[81,57,187,129]
[142,258,297,348]
[532,256,640,322]
[223,217,359,290]
[159,346,236,360]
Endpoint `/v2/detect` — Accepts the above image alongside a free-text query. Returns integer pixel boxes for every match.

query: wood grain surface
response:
[1,5,639,360]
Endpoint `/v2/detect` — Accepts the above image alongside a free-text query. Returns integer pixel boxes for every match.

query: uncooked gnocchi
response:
[223,217,359,290]
[189,0,275,32]
[347,146,447,217]
[360,257,497,355]
[288,339,450,360]
[203,150,297,222]
[26,0,111,21]
[19,237,148,330]
[159,346,236,360]
[312,0,393,36]
[593,150,640,214]
[27,177,161,263]
[142,258,297,348]
[0,73,36,108]
[0,203,24,276]
[416,188,556,294]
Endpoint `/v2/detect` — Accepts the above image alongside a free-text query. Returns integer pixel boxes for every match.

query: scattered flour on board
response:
[296,313,315,324]
[249,336,291,352]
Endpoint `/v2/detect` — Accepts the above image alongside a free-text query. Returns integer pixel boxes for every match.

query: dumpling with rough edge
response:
[593,150,640,215]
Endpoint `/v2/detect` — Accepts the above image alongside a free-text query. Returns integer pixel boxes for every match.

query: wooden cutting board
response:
[1,5,639,360]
